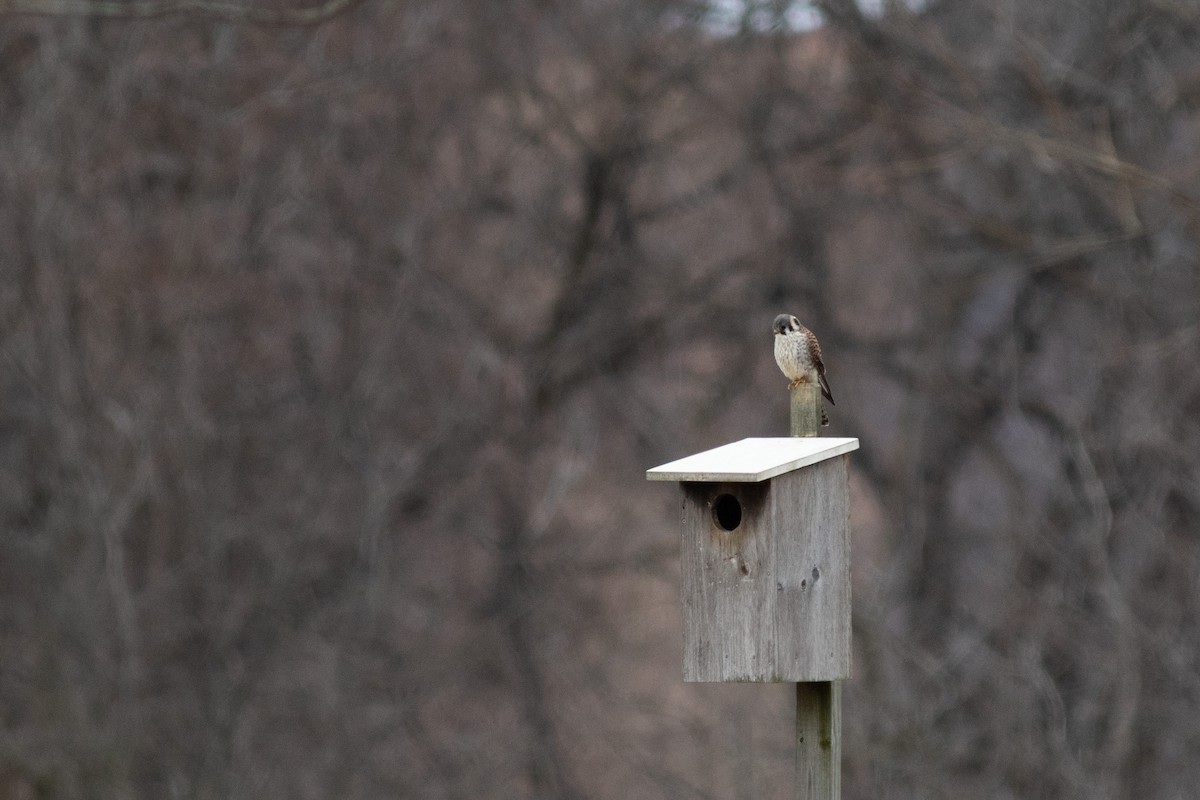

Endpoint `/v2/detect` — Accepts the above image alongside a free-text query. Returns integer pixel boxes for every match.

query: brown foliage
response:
[2,1,1200,797]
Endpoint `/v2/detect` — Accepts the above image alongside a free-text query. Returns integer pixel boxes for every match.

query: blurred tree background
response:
[2,0,1200,797]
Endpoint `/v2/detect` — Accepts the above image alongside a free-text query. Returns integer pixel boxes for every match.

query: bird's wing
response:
[805,328,835,405]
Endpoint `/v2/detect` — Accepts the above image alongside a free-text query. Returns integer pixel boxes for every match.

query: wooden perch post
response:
[789,382,823,438]
[647,402,856,799]
[789,387,841,800]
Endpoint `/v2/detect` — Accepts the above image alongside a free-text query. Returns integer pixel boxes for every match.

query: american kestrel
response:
[772,313,835,405]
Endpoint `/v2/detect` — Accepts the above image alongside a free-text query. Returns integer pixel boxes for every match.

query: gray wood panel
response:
[681,455,851,682]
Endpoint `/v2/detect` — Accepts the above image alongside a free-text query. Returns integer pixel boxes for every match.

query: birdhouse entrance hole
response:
[712,493,742,531]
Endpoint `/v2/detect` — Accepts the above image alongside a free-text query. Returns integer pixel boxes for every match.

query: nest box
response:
[647,437,859,682]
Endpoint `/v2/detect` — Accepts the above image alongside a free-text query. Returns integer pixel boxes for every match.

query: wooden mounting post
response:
[791,386,839,800]
[796,680,840,799]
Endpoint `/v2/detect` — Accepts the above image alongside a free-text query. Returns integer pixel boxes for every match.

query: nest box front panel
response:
[680,456,851,682]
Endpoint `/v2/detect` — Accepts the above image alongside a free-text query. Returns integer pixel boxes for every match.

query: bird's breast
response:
[773,333,813,378]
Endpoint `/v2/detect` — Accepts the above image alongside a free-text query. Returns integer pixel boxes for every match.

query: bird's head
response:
[772,314,800,335]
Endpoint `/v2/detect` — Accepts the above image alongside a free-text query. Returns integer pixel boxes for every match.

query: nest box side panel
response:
[770,455,851,681]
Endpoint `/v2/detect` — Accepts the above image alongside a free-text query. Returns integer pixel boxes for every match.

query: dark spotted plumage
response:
[772,313,834,405]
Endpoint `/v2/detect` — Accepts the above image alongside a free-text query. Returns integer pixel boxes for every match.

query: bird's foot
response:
[787,378,802,390]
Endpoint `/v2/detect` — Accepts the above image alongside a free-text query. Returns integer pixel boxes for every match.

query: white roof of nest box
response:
[646,437,859,483]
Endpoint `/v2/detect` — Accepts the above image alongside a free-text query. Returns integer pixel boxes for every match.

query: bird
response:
[772,313,834,406]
